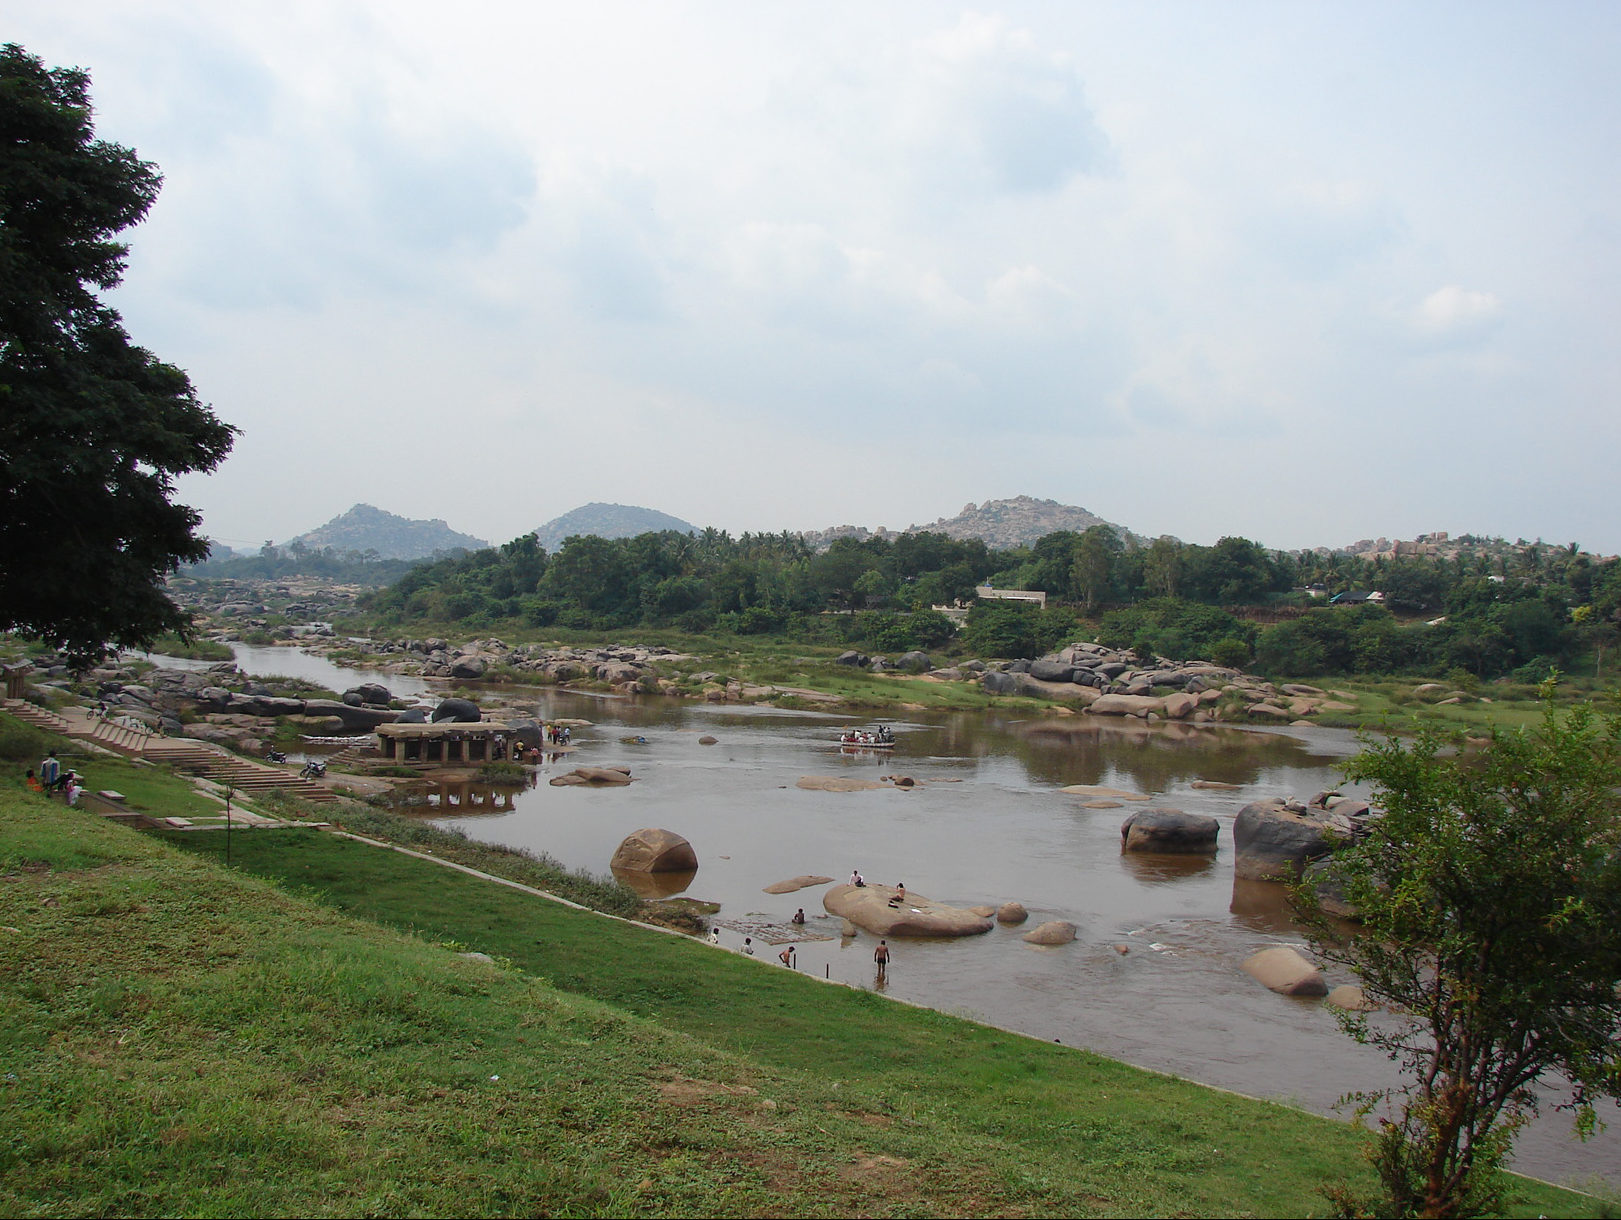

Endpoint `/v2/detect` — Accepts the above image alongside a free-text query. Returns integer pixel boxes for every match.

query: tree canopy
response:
[0,44,236,664]
[1297,691,1621,1216]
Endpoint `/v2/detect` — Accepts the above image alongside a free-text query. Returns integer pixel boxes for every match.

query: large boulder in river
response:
[996,901,1029,924]
[1242,946,1328,996]
[550,766,634,787]
[1022,920,1077,945]
[1120,808,1220,855]
[823,883,993,938]
[432,697,481,723]
[610,828,698,873]
[1233,799,1334,881]
[395,707,428,724]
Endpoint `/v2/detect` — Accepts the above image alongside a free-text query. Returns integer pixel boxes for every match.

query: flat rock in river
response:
[762,875,835,894]
[823,883,993,938]
[797,775,885,792]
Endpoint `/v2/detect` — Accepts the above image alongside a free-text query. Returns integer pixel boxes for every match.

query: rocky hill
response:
[801,496,1135,552]
[534,502,697,552]
[284,504,488,560]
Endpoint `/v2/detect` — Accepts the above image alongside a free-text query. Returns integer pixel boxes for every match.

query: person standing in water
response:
[874,939,890,979]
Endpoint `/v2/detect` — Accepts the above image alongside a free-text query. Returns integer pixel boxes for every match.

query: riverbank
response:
[1,773,1602,1217]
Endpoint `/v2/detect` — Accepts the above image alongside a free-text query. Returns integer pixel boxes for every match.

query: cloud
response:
[1413,284,1503,335]
[898,12,1110,198]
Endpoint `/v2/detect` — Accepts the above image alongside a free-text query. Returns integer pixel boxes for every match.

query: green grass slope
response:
[0,786,1597,1217]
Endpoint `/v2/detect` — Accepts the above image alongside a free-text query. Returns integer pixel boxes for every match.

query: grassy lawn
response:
[143,816,1595,1218]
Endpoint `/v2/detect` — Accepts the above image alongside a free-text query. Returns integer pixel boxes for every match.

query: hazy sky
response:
[13,2,1621,554]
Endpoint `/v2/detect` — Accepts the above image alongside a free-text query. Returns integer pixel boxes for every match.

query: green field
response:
[0,776,1601,1217]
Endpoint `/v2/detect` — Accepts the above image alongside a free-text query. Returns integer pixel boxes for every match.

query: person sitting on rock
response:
[851,870,865,887]
[791,908,806,925]
[888,882,906,908]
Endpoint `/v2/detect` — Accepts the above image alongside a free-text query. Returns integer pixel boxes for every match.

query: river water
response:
[202,643,1618,1187]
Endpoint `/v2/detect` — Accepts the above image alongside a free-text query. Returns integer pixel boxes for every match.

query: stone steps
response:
[3,701,336,803]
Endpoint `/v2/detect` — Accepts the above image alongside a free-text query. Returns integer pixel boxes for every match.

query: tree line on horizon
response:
[322,525,1621,682]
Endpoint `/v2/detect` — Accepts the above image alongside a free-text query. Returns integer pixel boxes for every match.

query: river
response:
[198,642,1619,1188]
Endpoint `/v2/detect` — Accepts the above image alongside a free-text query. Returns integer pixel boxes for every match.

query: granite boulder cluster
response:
[982,643,1355,723]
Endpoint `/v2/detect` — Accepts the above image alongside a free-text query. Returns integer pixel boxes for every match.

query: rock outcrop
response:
[609,828,698,873]
[1233,799,1334,881]
[550,766,635,787]
[1120,808,1220,854]
[823,883,994,938]
[763,875,834,894]
[1242,946,1328,996]
[1022,921,1077,945]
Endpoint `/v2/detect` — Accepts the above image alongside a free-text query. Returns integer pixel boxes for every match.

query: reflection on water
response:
[612,866,699,899]
[1117,850,1217,885]
[390,779,529,813]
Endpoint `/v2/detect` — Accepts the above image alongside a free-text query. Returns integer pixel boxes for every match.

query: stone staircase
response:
[4,698,336,803]
[139,740,337,802]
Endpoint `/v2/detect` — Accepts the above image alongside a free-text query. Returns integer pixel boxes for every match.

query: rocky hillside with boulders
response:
[285,504,488,559]
[801,496,1137,551]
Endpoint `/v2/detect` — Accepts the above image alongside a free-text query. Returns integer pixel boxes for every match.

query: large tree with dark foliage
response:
[0,45,235,665]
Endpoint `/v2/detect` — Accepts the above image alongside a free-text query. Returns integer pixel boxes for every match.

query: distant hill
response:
[284,504,488,560]
[534,503,697,552]
[801,496,1135,552]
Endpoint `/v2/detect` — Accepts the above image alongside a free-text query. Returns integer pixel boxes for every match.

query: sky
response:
[12,1,1621,555]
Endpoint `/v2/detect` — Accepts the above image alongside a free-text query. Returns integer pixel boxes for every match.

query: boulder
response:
[1120,808,1220,855]
[995,901,1029,924]
[1087,693,1164,718]
[834,651,867,667]
[1233,800,1334,881]
[1028,659,1076,683]
[345,682,392,706]
[982,671,1021,695]
[796,775,884,792]
[895,651,933,673]
[762,875,834,894]
[303,699,398,730]
[1327,984,1374,1012]
[432,698,482,724]
[609,828,698,873]
[1303,857,1365,920]
[550,766,634,787]
[1242,946,1328,996]
[968,904,997,917]
[698,735,718,745]
[505,718,544,749]
[823,883,993,938]
[1161,692,1198,720]
[395,707,428,724]
[1022,920,1077,946]
[448,656,488,679]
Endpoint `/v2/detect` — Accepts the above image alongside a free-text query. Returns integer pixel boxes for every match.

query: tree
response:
[1296,689,1621,1217]
[0,45,236,664]
[1069,525,1120,612]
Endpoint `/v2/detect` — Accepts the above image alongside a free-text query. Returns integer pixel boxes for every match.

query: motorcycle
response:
[299,759,328,780]
[265,748,288,764]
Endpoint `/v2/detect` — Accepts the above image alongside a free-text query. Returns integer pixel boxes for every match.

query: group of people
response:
[28,751,83,806]
[838,725,895,747]
[706,872,896,980]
